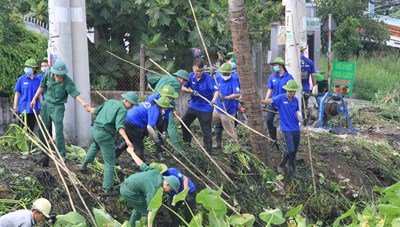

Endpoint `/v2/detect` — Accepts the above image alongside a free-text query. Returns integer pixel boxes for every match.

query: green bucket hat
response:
[269,57,285,66]
[218,63,233,73]
[24,58,38,68]
[316,73,325,82]
[40,57,48,63]
[282,80,302,91]
[158,85,178,98]
[163,175,180,193]
[149,162,168,174]
[155,96,173,108]
[300,45,307,51]
[173,70,189,81]
[51,61,69,74]
[121,91,139,105]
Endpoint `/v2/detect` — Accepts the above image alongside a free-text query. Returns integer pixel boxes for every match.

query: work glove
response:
[219,96,226,101]
[312,85,318,96]
[210,100,216,106]
[192,90,199,96]
[161,131,168,141]
[155,138,164,147]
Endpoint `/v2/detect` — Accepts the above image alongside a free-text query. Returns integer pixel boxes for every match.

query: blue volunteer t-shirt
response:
[164,168,196,196]
[216,76,240,115]
[14,74,41,114]
[272,94,300,132]
[145,94,173,118]
[216,71,240,87]
[183,72,218,112]
[300,55,316,91]
[266,72,294,98]
[126,102,162,128]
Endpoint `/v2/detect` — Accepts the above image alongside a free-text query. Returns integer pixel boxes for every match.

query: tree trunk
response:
[228,0,269,160]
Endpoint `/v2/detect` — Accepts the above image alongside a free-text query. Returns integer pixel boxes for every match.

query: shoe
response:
[79,165,90,174]
[105,189,119,197]
[277,166,285,174]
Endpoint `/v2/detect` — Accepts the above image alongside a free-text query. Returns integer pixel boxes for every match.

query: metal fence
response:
[88,42,142,92]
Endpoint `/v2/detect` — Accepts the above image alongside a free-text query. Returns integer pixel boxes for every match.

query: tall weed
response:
[320,51,400,100]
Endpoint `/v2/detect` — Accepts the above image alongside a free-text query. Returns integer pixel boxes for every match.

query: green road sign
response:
[331,61,355,96]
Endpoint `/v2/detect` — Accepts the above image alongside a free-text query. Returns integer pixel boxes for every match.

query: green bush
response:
[0,12,47,97]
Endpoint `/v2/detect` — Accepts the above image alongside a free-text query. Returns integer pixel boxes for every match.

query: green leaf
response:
[295,214,307,227]
[332,204,356,227]
[196,187,227,214]
[172,188,189,206]
[381,181,400,194]
[392,217,400,226]
[229,213,255,226]
[93,208,117,226]
[285,204,303,218]
[188,212,203,227]
[148,187,163,210]
[259,208,285,225]
[377,204,400,216]
[15,130,29,154]
[121,221,132,227]
[54,212,87,226]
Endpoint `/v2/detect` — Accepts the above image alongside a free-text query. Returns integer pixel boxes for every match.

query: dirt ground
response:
[0,106,399,225]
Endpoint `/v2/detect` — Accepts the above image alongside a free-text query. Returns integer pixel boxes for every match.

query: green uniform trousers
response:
[83,126,116,190]
[120,183,148,227]
[168,112,181,150]
[39,101,67,157]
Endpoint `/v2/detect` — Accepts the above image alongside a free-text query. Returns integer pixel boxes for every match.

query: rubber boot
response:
[277,157,288,174]
[136,148,146,163]
[115,142,127,166]
[155,145,165,161]
[288,159,299,178]
[212,130,222,149]
[268,129,279,151]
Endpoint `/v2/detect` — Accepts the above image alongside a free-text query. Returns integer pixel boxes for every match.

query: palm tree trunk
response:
[228,0,269,160]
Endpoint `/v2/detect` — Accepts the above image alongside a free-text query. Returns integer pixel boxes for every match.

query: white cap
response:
[32,198,51,218]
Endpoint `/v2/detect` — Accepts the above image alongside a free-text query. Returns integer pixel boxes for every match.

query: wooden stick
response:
[302,97,317,195]
[174,115,237,188]
[32,110,76,212]
[162,146,240,215]
[95,91,108,101]
[106,51,163,76]
[10,108,99,203]
[149,58,172,76]
[33,110,98,226]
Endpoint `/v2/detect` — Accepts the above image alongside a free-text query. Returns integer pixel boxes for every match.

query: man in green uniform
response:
[121,146,180,227]
[148,70,189,150]
[30,61,89,165]
[79,92,139,196]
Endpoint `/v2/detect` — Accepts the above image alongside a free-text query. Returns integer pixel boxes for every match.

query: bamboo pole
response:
[33,110,98,225]
[106,51,163,76]
[32,110,76,212]
[302,97,317,194]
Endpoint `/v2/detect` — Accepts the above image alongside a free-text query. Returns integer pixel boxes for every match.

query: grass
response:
[319,50,400,100]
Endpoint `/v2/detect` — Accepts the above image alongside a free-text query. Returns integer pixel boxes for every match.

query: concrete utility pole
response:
[48,0,91,147]
[283,0,306,108]
[71,0,91,146]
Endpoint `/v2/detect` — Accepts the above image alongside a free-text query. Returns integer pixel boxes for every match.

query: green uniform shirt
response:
[93,100,127,133]
[40,71,80,104]
[152,76,182,95]
[123,163,163,209]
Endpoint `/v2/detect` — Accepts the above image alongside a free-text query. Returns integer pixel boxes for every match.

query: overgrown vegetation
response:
[320,50,400,100]
[0,9,47,97]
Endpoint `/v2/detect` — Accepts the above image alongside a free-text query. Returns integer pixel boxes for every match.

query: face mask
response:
[230,62,236,70]
[161,109,166,115]
[221,75,231,81]
[41,67,49,72]
[273,66,280,73]
[24,67,33,75]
